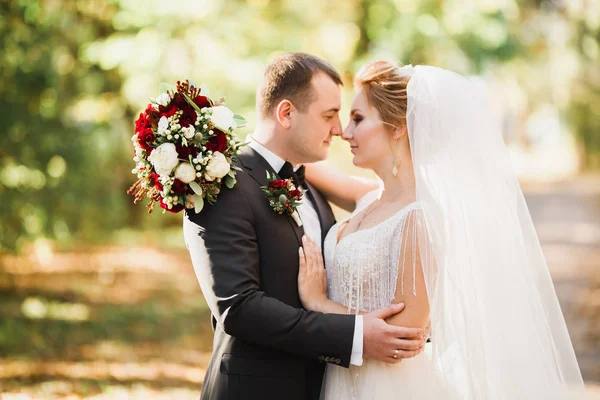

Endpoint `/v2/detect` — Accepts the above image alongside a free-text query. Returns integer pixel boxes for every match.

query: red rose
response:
[268,180,287,189]
[179,112,195,127]
[194,95,210,109]
[169,95,197,126]
[149,172,162,191]
[137,128,155,144]
[171,179,187,195]
[138,139,153,155]
[159,199,184,213]
[175,143,198,159]
[135,104,159,132]
[289,189,302,200]
[159,104,178,118]
[135,113,151,134]
[205,130,228,153]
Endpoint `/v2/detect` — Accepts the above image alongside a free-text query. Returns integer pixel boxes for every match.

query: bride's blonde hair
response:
[354,61,411,129]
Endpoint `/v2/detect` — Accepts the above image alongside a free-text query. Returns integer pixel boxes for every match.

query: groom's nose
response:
[331,119,342,136]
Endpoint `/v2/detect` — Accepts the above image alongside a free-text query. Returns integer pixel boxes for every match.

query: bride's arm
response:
[304,162,379,212]
[385,209,431,329]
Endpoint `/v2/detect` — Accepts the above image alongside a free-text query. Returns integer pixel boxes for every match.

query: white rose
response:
[181,125,196,139]
[157,116,169,135]
[204,151,231,180]
[209,106,236,131]
[174,162,196,183]
[148,143,179,177]
[155,92,171,107]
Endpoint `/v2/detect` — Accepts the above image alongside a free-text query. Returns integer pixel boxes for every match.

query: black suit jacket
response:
[184,146,356,400]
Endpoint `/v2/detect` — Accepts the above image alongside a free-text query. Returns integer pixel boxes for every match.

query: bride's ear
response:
[276,100,293,129]
[392,125,407,141]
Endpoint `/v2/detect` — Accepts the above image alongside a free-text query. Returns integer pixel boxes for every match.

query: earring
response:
[392,137,399,176]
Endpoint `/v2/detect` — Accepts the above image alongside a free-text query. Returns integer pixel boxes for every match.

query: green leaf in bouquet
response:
[225,175,236,189]
[189,181,203,196]
[194,194,204,213]
[200,83,211,98]
[233,114,247,128]
[182,93,203,114]
[159,82,175,94]
[227,169,236,178]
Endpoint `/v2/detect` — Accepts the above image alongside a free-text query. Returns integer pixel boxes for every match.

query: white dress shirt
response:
[247,138,364,366]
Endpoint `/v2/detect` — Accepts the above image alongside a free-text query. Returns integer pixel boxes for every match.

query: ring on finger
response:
[393,349,399,359]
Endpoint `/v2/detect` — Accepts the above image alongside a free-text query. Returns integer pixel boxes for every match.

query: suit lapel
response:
[239,146,305,247]
[305,182,335,249]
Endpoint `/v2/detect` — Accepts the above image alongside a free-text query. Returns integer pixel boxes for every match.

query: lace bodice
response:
[324,190,424,313]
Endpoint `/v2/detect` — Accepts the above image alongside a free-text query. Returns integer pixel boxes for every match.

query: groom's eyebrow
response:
[322,107,340,114]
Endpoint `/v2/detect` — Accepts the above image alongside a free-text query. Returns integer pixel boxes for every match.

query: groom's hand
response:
[363,303,427,364]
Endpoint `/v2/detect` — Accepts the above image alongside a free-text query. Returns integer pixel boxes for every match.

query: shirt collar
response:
[247,135,287,172]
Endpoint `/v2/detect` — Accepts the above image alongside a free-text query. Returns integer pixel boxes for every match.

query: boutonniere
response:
[261,171,305,227]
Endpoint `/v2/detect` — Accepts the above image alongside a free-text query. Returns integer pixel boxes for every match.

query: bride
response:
[297,61,585,399]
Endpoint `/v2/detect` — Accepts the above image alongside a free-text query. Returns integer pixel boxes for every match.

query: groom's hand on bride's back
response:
[363,303,427,363]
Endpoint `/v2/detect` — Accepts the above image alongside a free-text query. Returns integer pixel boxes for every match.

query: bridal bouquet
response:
[127,80,245,214]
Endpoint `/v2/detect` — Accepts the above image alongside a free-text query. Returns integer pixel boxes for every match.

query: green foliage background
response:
[1,0,599,252]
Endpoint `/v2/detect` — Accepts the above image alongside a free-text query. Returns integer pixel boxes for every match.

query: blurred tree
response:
[1,0,599,252]
[569,3,600,168]
[0,1,131,252]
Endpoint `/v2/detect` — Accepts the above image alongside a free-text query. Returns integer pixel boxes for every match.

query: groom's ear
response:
[276,100,294,129]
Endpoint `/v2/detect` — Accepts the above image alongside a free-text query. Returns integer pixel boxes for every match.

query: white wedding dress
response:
[321,189,447,399]
[319,65,584,399]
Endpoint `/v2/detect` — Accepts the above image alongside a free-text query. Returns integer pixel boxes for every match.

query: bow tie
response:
[279,162,306,188]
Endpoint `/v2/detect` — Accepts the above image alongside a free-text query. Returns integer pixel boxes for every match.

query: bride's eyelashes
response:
[352,116,363,124]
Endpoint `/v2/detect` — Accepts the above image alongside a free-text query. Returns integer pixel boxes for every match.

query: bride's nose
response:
[342,125,353,141]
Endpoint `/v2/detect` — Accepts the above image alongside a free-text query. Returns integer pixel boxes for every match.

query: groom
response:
[184,52,427,400]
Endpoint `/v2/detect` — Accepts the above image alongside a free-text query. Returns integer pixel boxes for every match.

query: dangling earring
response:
[392,138,400,177]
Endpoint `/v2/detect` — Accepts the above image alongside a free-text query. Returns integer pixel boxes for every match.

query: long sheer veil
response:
[406,65,585,398]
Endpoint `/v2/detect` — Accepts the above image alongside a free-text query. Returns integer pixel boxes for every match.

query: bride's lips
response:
[350,145,358,154]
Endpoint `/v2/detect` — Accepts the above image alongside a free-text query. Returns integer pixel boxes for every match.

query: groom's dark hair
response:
[258,52,343,117]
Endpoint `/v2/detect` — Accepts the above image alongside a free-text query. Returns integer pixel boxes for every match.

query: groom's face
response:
[288,73,342,163]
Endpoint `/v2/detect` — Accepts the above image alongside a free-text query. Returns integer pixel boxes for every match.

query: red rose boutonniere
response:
[261,171,305,227]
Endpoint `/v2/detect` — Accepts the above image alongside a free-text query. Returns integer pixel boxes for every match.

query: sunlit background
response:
[1,0,599,398]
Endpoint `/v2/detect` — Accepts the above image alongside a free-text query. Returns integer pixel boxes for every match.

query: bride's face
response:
[342,89,393,171]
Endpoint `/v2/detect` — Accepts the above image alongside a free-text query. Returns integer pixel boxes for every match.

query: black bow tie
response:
[279,162,306,188]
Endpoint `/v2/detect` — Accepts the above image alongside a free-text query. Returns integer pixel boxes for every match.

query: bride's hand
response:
[298,235,328,311]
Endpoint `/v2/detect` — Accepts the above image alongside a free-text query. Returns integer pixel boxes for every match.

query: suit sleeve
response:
[184,182,356,367]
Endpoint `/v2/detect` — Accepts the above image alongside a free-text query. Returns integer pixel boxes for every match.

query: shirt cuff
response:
[350,315,364,366]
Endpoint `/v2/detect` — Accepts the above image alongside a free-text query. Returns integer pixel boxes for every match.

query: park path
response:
[523,175,600,396]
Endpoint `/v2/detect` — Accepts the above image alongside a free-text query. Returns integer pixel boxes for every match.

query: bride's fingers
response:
[310,237,323,272]
[314,239,325,270]
[298,247,306,275]
[392,338,425,351]
[303,236,316,270]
